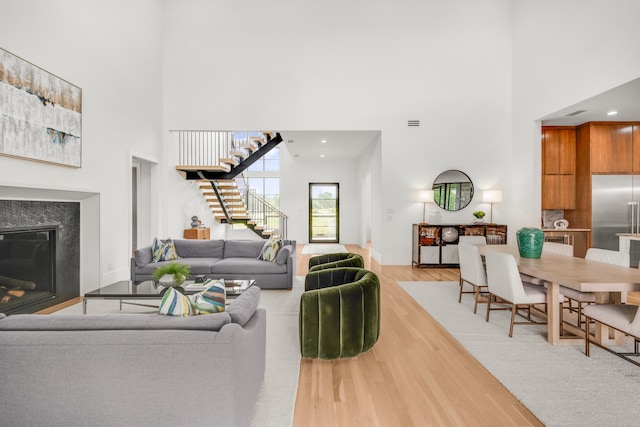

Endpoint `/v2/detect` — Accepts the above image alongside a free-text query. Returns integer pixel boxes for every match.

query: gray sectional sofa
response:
[0,286,265,427]
[131,239,296,289]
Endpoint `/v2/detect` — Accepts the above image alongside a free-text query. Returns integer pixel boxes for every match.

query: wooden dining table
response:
[478,244,640,345]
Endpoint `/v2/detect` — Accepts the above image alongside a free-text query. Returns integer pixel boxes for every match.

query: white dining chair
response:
[562,248,630,328]
[584,302,640,365]
[485,251,548,337]
[458,243,488,314]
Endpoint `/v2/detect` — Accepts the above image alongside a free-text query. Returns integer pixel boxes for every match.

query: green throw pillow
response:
[158,287,193,316]
[189,279,226,314]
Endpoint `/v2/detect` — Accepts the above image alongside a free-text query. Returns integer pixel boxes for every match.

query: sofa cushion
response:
[227,285,260,326]
[158,287,194,316]
[173,239,225,258]
[0,312,231,330]
[152,237,180,262]
[259,238,282,262]
[276,245,292,265]
[136,258,220,276]
[189,280,226,314]
[134,246,153,267]
[212,258,287,274]
[223,240,265,258]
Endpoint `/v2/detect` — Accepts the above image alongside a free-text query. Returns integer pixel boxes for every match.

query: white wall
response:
[280,144,360,244]
[0,0,164,284]
[510,0,640,236]
[162,0,513,264]
[5,0,640,275]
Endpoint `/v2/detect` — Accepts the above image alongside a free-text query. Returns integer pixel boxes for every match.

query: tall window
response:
[309,183,339,243]
[244,143,280,208]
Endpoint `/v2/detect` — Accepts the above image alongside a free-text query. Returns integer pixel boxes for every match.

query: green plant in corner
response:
[153,262,191,286]
[473,211,486,219]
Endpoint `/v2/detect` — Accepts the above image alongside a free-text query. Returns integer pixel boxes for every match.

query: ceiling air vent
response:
[566,110,587,117]
[408,120,420,127]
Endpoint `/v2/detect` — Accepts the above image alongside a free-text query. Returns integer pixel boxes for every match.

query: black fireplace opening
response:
[0,226,57,314]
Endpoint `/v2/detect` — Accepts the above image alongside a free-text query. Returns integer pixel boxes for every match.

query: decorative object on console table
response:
[473,211,485,224]
[417,189,434,223]
[516,227,544,259]
[482,190,502,224]
[191,216,200,227]
[184,227,210,240]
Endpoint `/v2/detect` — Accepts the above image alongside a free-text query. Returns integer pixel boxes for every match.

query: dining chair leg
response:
[509,304,517,337]
[473,286,479,314]
[458,278,464,303]
[486,294,493,322]
[585,316,591,357]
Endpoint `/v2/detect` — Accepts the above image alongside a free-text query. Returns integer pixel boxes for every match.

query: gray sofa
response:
[0,286,265,427]
[131,239,296,289]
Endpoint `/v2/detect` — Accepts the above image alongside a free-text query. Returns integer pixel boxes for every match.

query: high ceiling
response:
[541,77,640,126]
[279,130,380,161]
[276,78,640,158]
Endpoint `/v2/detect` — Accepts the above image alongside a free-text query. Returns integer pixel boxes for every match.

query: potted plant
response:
[473,211,486,223]
[153,262,191,286]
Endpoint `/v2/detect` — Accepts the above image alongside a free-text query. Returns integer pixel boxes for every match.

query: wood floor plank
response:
[294,243,543,427]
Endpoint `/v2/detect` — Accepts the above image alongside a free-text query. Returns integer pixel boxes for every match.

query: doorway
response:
[131,156,155,254]
[309,183,339,243]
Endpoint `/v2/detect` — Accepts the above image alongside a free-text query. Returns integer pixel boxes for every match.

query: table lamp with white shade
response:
[417,189,434,223]
[482,190,502,224]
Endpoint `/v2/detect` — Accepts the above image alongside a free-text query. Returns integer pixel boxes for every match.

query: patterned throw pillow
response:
[189,279,226,314]
[151,237,180,262]
[158,287,193,316]
[258,238,282,262]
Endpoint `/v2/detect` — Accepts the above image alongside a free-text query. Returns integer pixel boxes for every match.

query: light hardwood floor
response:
[294,243,543,427]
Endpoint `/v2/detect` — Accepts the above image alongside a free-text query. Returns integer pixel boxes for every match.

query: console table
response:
[412,223,507,267]
[184,227,210,239]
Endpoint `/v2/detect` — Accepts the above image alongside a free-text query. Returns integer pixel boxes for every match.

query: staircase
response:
[173,131,287,239]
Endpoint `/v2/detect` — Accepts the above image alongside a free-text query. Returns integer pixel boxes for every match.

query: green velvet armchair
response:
[299,267,380,359]
[308,252,364,272]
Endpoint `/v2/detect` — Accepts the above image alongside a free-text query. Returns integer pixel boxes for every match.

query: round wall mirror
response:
[432,170,474,211]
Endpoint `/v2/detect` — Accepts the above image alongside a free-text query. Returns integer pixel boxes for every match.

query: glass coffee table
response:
[83,279,255,314]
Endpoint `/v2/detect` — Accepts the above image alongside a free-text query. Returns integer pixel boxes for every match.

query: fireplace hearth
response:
[0,200,80,314]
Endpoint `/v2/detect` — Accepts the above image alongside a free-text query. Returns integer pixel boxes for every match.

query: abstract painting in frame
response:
[0,47,82,168]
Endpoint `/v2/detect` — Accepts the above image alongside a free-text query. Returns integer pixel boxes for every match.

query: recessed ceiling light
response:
[321,140,327,143]
[320,154,325,158]
[607,110,618,116]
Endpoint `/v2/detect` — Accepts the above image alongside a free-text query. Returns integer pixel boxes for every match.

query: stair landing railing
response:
[173,131,235,168]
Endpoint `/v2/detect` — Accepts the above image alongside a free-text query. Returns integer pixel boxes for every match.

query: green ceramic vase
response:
[516,227,544,259]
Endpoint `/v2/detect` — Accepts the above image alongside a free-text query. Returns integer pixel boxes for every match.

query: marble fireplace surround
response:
[0,186,100,313]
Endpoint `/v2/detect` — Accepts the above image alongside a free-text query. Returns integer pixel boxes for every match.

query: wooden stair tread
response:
[237,143,258,153]
[220,157,240,166]
[176,165,230,172]
[229,150,248,160]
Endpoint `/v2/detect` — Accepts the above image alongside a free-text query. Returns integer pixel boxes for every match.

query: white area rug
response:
[301,243,348,255]
[399,281,640,427]
[55,278,304,427]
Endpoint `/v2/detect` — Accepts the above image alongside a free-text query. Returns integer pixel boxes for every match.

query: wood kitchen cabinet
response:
[541,126,576,210]
[541,175,575,209]
[589,123,634,173]
[633,125,640,173]
[542,127,576,174]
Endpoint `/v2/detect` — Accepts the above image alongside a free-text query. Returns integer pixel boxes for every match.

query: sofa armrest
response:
[215,308,266,427]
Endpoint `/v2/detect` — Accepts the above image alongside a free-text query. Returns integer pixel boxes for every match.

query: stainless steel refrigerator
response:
[591,175,640,266]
